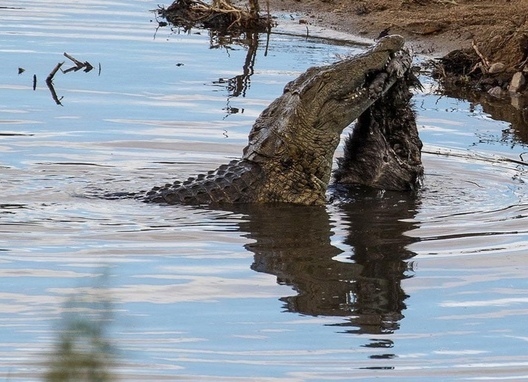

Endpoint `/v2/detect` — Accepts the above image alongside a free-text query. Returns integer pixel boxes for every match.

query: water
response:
[1,1,528,381]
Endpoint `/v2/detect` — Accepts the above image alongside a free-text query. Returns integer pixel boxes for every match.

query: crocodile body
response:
[145,35,416,206]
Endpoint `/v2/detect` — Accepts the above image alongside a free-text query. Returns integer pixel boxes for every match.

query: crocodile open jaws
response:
[145,35,414,206]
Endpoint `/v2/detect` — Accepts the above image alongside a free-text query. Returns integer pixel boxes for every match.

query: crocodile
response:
[145,35,417,206]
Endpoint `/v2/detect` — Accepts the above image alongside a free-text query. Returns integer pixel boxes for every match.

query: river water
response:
[1,1,528,381]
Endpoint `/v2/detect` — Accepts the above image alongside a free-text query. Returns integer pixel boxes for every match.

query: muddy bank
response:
[267,0,527,83]
[266,0,527,55]
[265,0,528,126]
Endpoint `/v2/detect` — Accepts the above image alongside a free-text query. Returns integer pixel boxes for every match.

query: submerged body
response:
[145,35,420,206]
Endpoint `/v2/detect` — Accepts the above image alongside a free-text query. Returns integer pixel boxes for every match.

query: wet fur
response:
[334,71,423,191]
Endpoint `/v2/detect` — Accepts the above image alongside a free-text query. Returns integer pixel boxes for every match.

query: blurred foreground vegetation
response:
[44,274,115,382]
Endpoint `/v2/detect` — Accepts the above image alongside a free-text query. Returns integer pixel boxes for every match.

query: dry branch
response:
[63,52,94,73]
[160,0,271,33]
[46,63,64,106]
[46,62,64,82]
[471,39,490,71]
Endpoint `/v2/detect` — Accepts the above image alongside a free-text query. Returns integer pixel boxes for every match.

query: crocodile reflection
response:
[232,188,419,336]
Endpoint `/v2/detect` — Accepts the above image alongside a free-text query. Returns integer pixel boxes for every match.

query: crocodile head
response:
[242,35,413,204]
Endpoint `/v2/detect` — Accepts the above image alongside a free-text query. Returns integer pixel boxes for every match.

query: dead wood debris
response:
[159,0,273,33]
[63,52,94,73]
[43,53,97,105]
[432,39,525,95]
[46,62,65,105]
[46,62,64,83]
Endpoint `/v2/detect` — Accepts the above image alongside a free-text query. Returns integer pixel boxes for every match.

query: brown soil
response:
[266,0,528,93]
[267,0,527,55]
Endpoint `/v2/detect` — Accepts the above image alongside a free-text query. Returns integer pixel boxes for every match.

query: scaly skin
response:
[145,35,411,205]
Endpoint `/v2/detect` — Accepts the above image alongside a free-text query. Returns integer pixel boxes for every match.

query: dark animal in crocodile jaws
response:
[333,66,423,191]
[145,35,422,206]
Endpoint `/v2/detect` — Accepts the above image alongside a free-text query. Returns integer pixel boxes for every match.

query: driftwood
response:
[471,39,490,71]
[46,62,64,105]
[423,148,528,167]
[43,53,96,105]
[159,0,272,33]
[46,62,63,82]
[63,52,94,73]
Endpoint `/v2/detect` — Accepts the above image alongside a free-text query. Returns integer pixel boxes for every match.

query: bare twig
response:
[423,148,528,167]
[471,39,490,71]
[63,52,94,73]
[46,62,64,82]
[64,52,83,67]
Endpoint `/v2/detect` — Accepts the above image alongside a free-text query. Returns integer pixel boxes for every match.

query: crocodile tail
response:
[144,159,264,205]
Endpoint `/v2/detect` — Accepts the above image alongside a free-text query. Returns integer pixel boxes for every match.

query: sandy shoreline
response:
[266,0,528,67]
[263,0,528,98]
[266,0,467,56]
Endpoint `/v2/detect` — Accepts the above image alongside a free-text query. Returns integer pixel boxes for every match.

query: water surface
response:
[1,1,528,381]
